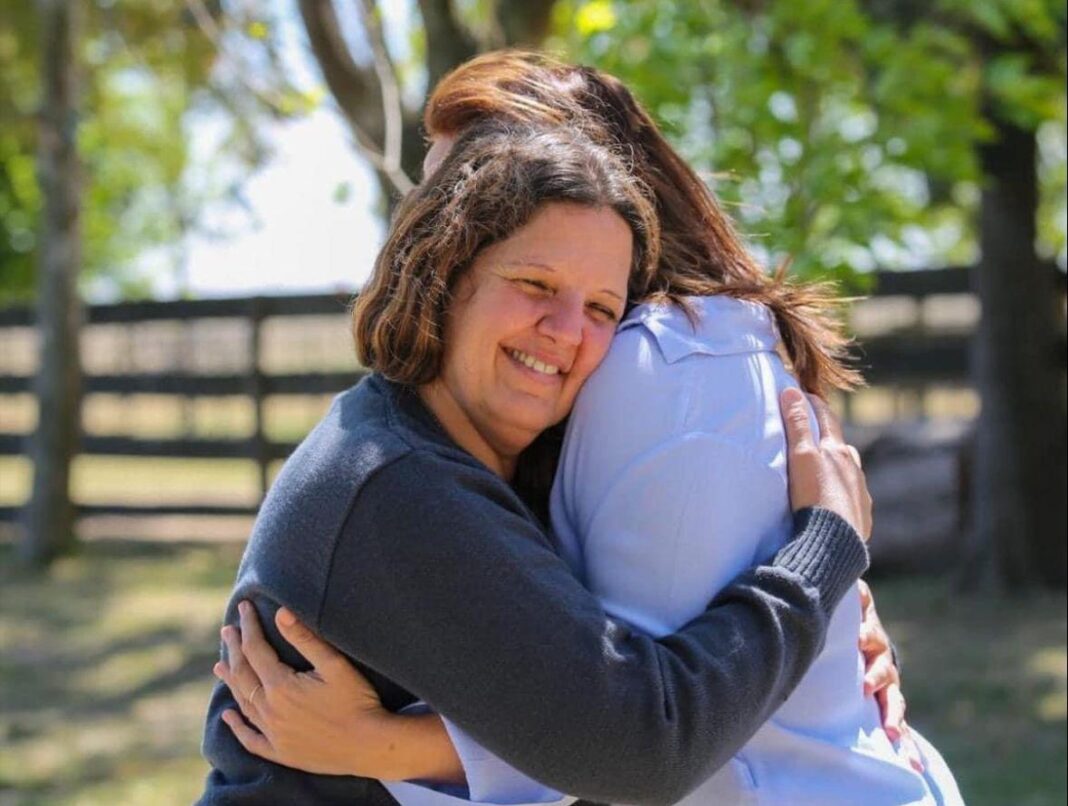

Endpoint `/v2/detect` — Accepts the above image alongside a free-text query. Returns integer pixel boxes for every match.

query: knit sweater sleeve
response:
[318,450,867,806]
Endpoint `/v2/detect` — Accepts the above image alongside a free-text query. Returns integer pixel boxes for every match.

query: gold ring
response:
[245,683,263,708]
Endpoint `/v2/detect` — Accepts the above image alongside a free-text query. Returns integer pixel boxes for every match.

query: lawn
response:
[0,540,242,805]
[0,538,1064,806]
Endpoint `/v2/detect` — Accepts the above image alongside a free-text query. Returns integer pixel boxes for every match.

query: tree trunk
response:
[21,0,83,568]
[417,0,478,96]
[497,0,558,46]
[966,113,1067,590]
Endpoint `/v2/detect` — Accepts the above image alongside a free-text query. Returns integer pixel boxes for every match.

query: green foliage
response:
[0,2,41,301]
[0,0,307,303]
[549,0,1066,280]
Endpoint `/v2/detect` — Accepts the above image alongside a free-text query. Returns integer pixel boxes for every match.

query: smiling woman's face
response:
[422,201,632,477]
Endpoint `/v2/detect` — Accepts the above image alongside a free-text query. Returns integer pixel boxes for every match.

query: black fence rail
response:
[1,267,1064,523]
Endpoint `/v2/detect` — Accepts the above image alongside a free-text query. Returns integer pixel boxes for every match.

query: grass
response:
[0,540,243,805]
[0,455,262,508]
[0,393,336,511]
[0,540,243,806]
[0,392,338,446]
[0,540,1064,806]
[872,577,1067,806]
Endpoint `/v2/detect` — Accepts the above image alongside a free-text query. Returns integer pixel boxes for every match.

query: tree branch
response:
[298,0,414,195]
[356,0,413,192]
[184,0,294,118]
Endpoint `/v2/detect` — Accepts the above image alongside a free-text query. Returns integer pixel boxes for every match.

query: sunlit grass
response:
[2,392,336,445]
[0,456,261,507]
[874,578,1067,806]
[0,538,1064,806]
[0,393,338,509]
[0,540,241,805]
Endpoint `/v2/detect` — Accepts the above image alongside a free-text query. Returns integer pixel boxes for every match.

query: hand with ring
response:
[213,600,463,781]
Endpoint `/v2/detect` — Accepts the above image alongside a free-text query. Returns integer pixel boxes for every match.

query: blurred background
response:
[0,1,1065,804]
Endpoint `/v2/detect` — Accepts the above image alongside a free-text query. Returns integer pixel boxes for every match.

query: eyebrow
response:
[501,261,625,302]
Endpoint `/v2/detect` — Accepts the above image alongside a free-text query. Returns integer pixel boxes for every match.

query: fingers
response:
[214,635,268,731]
[219,624,263,704]
[222,708,278,763]
[238,601,285,685]
[275,607,346,677]
[861,614,895,698]
[897,721,925,773]
[807,393,844,444]
[859,618,888,657]
[875,685,924,772]
[857,579,873,612]
[858,584,887,659]
[876,682,907,742]
[781,388,817,455]
[863,650,896,697]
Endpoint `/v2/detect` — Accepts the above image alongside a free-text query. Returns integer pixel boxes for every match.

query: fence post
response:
[913,293,930,419]
[246,297,269,499]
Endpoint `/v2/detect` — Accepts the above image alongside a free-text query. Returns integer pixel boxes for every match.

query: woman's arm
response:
[216,582,910,785]
[215,602,464,783]
[209,389,869,806]
[210,388,909,798]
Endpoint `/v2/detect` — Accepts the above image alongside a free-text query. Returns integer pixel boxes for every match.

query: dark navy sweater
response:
[198,374,868,805]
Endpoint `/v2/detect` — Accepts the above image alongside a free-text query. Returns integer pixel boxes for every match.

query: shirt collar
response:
[620,296,781,364]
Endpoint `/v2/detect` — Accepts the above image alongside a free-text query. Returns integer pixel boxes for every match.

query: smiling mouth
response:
[507,348,562,376]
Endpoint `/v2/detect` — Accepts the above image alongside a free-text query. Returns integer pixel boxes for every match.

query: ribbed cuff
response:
[775,507,869,619]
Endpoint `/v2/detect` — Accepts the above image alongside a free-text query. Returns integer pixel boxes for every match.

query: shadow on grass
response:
[874,578,1067,806]
[1,541,1064,806]
[0,539,244,805]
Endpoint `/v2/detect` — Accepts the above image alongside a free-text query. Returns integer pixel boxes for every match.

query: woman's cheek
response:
[591,322,618,361]
[574,325,616,385]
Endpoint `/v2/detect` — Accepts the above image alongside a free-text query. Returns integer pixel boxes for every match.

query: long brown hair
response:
[425,51,861,395]
[353,122,659,384]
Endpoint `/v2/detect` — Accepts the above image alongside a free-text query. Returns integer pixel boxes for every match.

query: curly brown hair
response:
[426,50,861,395]
[352,123,659,385]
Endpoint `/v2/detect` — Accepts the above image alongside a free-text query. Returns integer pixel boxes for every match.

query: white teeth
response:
[509,348,560,375]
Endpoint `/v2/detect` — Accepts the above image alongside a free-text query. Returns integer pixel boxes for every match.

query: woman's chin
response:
[488,411,558,454]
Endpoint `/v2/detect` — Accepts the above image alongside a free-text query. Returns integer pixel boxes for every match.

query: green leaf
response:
[575,0,618,34]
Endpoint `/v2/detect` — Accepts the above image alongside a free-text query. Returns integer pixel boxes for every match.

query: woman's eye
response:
[517,278,551,293]
[588,304,619,323]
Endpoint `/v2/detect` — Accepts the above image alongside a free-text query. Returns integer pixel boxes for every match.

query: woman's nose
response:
[537,297,584,347]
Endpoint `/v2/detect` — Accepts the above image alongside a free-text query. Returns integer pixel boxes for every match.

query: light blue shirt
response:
[387,296,962,806]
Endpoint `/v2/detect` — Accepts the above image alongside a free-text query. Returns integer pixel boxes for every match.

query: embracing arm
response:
[328,481,861,806]
[303,397,868,805]
[209,390,870,805]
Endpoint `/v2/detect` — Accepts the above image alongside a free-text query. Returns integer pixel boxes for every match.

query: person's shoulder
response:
[344,446,552,566]
[566,317,679,454]
[361,446,523,516]
[576,304,682,411]
[591,313,668,384]
[290,376,524,518]
[569,298,790,459]
[298,375,478,475]
[291,377,415,483]
[622,296,779,362]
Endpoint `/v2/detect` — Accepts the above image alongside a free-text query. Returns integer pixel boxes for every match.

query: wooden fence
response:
[0,267,1064,523]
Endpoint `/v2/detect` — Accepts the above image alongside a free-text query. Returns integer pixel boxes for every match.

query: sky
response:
[147,1,415,300]
[160,112,384,298]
